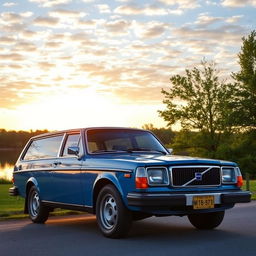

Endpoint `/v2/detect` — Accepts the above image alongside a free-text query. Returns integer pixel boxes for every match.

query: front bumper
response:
[9,186,19,196]
[127,191,251,207]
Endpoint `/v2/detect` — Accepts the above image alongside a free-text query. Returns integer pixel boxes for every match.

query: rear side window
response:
[23,135,63,160]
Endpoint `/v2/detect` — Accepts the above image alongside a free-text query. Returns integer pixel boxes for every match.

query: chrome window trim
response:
[59,132,82,158]
[146,166,170,186]
[21,133,64,161]
[14,167,132,173]
[169,165,221,188]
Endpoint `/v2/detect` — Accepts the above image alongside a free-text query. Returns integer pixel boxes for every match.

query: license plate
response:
[193,196,214,209]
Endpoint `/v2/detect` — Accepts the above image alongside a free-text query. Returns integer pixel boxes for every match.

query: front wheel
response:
[27,186,49,223]
[96,184,132,238]
[188,211,225,230]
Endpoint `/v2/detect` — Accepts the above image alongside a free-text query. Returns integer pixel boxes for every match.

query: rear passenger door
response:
[50,132,84,205]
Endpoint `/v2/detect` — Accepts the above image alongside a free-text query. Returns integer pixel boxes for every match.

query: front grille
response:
[171,166,221,187]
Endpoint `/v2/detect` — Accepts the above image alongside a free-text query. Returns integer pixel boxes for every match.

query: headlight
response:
[222,167,236,183]
[147,167,169,186]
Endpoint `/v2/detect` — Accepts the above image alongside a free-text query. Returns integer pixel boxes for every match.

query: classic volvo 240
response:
[9,127,251,238]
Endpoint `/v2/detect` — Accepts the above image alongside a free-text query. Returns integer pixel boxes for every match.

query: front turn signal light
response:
[135,167,148,189]
[135,177,148,189]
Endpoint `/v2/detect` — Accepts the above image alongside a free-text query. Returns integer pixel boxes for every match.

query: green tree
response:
[142,123,175,145]
[232,30,256,129]
[159,61,236,157]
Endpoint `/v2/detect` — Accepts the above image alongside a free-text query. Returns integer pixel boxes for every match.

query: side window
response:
[62,134,80,157]
[23,135,63,160]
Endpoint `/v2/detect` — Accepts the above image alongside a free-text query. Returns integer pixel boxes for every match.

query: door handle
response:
[53,161,62,166]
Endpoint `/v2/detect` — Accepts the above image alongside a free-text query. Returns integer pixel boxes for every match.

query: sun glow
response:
[3,88,166,131]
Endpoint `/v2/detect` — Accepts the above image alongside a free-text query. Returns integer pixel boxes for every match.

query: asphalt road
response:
[0,202,255,256]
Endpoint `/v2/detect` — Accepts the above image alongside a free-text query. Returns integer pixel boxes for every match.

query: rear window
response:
[23,135,63,160]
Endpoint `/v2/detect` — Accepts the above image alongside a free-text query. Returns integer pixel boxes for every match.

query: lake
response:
[0,149,21,181]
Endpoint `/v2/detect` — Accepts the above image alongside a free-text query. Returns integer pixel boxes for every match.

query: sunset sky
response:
[0,0,255,131]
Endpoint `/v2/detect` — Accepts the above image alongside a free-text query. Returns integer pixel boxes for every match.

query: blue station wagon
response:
[9,127,251,238]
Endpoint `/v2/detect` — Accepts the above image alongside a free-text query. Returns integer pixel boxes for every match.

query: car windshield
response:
[86,129,168,154]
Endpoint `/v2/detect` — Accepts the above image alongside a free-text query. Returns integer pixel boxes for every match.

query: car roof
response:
[30,127,146,140]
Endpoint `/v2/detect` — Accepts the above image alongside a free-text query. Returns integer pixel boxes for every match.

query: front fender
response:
[93,172,125,198]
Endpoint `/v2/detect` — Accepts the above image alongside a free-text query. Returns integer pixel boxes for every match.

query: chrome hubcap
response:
[30,191,40,217]
[100,194,117,230]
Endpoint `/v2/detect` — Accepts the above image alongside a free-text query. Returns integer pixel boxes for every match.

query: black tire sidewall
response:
[188,211,225,229]
[27,185,49,223]
[96,184,132,238]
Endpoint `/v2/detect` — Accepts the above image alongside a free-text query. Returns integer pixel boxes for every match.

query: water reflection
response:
[0,150,21,181]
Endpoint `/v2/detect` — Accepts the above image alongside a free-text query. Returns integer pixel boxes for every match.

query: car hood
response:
[84,153,237,171]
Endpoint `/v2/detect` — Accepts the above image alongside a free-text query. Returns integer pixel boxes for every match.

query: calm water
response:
[0,149,21,180]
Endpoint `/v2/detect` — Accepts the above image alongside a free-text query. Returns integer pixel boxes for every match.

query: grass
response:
[0,178,12,184]
[243,180,256,200]
[0,184,25,219]
[0,180,255,220]
[0,184,82,220]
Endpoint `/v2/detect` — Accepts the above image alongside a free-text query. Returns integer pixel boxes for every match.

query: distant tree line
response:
[157,30,256,178]
[0,129,49,149]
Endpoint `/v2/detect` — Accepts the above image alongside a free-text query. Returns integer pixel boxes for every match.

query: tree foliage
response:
[0,129,49,149]
[232,30,256,128]
[142,123,175,145]
[159,61,235,155]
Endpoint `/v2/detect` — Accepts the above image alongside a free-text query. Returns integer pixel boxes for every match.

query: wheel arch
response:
[24,177,39,214]
[92,176,124,214]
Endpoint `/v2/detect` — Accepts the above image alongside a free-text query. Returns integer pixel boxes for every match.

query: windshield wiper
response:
[126,148,167,155]
[92,149,126,153]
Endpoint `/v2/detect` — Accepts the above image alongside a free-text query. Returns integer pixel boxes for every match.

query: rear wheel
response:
[96,184,132,238]
[188,211,225,230]
[27,186,49,223]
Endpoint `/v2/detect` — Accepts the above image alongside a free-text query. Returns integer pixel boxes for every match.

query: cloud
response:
[0,36,16,44]
[0,53,24,61]
[44,41,63,49]
[37,61,55,70]
[104,20,131,36]
[3,2,17,7]
[29,0,71,8]
[76,19,97,28]
[226,15,243,23]
[97,4,111,14]
[205,1,218,6]
[20,12,34,18]
[133,21,169,39]
[195,13,223,26]
[221,0,256,7]
[158,0,200,9]
[172,25,244,44]
[114,4,169,16]
[14,41,37,52]
[33,16,59,27]
[0,12,23,23]
[49,9,87,18]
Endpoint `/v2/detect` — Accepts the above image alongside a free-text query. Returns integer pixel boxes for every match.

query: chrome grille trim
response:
[170,165,221,187]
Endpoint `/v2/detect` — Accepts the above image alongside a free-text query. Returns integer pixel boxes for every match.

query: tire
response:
[188,211,225,230]
[27,186,49,223]
[96,184,132,238]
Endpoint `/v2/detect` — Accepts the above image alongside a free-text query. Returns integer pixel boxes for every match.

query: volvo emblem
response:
[195,172,202,181]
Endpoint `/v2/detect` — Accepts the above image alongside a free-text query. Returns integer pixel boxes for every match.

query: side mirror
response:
[167,148,173,154]
[67,146,79,155]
